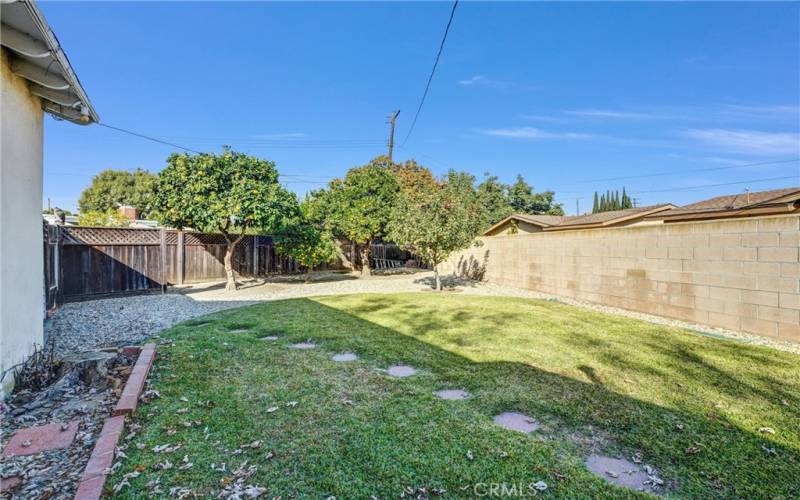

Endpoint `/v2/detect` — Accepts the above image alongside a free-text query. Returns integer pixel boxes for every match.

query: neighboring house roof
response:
[483,213,567,235]
[484,205,675,235]
[549,205,675,230]
[653,187,800,222]
[1,0,98,124]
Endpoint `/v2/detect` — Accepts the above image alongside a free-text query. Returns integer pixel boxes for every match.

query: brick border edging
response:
[74,344,156,500]
[114,343,156,416]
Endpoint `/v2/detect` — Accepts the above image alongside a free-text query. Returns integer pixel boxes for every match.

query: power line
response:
[98,122,385,152]
[97,123,204,154]
[400,0,459,147]
[629,175,798,195]
[568,158,799,184]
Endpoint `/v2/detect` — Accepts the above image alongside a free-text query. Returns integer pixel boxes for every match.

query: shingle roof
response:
[484,204,674,235]
[555,205,670,227]
[512,214,571,226]
[661,187,800,216]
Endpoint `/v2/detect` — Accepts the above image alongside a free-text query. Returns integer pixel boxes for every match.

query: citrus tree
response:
[274,222,338,281]
[153,148,296,291]
[306,158,398,277]
[387,171,483,290]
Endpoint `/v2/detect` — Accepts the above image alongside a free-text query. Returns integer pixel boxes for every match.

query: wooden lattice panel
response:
[61,227,162,245]
[183,232,229,246]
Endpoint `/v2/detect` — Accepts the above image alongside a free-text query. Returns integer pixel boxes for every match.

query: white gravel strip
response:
[46,270,799,357]
[45,294,256,357]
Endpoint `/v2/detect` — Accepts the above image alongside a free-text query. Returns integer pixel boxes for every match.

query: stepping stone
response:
[386,365,416,377]
[585,455,656,492]
[1,421,79,457]
[332,352,358,362]
[434,389,470,400]
[228,329,251,334]
[291,342,316,349]
[259,336,280,341]
[493,412,539,433]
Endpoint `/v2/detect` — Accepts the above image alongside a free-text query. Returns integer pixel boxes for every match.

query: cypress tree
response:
[622,187,631,209]
[592,192,599,213]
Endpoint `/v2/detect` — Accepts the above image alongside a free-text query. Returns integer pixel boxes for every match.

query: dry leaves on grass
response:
[153,443,183,453]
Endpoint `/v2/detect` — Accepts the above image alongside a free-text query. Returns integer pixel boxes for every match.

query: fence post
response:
[160,228,167,293]
[177,230,185,285]
[55,225,63,307]
[253,236,259,276]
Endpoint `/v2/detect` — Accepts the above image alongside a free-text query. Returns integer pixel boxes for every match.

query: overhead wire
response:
[400,0,459,147]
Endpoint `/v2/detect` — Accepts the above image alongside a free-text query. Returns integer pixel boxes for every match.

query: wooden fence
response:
[43,225,420,304]
[45,226,315,303]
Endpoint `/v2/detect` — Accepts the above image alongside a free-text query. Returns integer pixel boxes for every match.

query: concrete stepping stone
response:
[585,455,656,493]
[1,421,79,457]
[493,412,539,433]
[434,389,470,400]
[291,341,317,349]
[332,352,358,362]
[386,365,416,377]
[259,336,280,341]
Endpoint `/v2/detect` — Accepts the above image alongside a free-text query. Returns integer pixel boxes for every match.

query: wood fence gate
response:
[44,226,321,304]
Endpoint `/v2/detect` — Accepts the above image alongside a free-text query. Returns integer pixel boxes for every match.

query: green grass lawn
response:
[112,294,800,498]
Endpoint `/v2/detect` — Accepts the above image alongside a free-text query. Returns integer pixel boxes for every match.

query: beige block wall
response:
[442,214,800,342]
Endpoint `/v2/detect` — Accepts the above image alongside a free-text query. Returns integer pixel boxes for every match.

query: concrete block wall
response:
[442,215,800,342]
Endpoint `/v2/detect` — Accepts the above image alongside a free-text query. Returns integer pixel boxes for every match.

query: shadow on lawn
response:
[161,295,800,498]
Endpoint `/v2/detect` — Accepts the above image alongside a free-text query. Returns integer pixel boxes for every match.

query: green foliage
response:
[306,157,399,256]
[593,187,633,213]
[274,223,338,273]
[77,209,131,227]
[391,158,437,198]
[508,175,563,215]
[152,149,296,236]
[387,170,483,289]
[78,168,156,218]
[152,148,297,290]
[477,173,514,229]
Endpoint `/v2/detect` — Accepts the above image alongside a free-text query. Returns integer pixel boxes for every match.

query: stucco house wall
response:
[0,49,45,394]
[485,220,544,236]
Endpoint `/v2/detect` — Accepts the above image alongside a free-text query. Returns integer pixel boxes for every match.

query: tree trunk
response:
[434,264,442,291]
[224,242,238,291]
[360,245,371,278]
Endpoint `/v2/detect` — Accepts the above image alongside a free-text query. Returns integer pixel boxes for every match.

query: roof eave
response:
[483,214,552,236]
[4,0,98,125]
[656,202,800,223]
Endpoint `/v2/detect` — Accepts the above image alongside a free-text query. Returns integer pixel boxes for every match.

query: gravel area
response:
[46,295,255,358]
[45,270,800,357]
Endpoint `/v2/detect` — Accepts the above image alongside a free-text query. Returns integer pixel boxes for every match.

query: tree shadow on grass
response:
[135,295,800,499]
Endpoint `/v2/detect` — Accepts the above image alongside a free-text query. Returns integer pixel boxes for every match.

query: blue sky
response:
[42,1,799,215]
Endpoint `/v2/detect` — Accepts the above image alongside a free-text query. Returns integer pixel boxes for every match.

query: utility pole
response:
[576,199,580,215]
[386,110,400,162]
